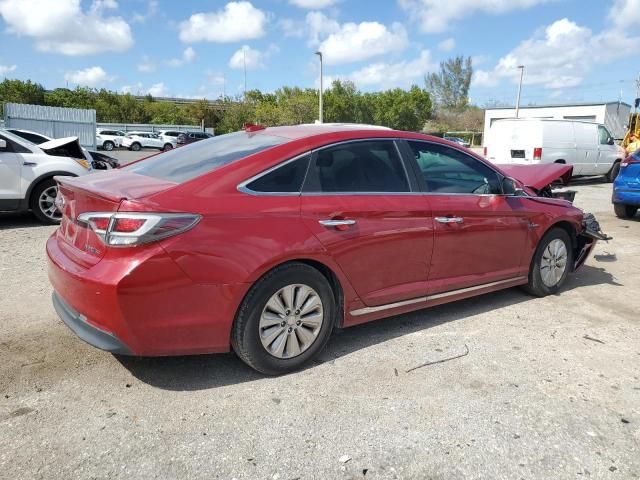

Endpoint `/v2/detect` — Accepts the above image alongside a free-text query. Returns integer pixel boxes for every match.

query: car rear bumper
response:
[612,188,640,206]
[47,232,247,356]
[52,291,132,355]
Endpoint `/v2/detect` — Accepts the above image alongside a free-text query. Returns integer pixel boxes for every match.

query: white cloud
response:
[148,82,168,97]
[137,55,156,73]
[609,0,640,28]
[167,47,197,67]
[398,0,550,33]
[229,45,264,70]
[279,18,305,38]
[179,1,266,43]
[316,19,409,65]
[64,66,114,87]
[289,0,338,8]
[331,50,435,89]
[132,0,158,23]
[0,0,133,55]
[305,11,340,45]
[438,38,455,52]
[0,64,16,76]
[475,18,640,90]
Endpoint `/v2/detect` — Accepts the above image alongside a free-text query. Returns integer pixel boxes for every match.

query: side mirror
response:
[607,137,615,145]
[502,177,525,196]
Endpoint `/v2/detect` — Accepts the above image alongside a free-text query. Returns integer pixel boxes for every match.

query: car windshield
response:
[125,131,286,183]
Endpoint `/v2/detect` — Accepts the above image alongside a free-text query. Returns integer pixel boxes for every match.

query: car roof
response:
[251,123,397,141]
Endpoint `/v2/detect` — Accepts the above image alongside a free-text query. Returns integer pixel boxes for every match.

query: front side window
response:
[598,125,611,145]
[303,140,410,193]
[126,131,286,183]
[245,155,310,193]
[408,141,501,194]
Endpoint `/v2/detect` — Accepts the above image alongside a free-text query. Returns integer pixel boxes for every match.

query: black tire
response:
[606,161,621,182]
[103,140,114,151]
[130,142,141,152]
[614,203,638,219]
[163,143,173,151]
[523,228,573,297]
[231,263,335,375]
[30,178,61,225]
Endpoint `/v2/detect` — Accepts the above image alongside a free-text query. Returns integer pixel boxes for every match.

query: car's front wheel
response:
[130,142,141,151]
[103,140,114,151]
[163,143,173,151]
[231,263,335,375]
[30,179,62,224]
[614,203,638,219]
[523,228,573,297]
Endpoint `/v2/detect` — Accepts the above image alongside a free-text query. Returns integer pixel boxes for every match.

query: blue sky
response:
[0,0,638,107]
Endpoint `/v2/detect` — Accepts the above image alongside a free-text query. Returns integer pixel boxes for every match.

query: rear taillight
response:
[621,155,640,167]
[483,147,487,157]
[77,212,200,246]
[533,147,542,161]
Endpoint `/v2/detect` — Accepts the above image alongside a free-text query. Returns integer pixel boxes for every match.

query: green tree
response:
[373,86,432,131]
[324,80,359,123]
[425,56,473,110]
[0,79,46,111]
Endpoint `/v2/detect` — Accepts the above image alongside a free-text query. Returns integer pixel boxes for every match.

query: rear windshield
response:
[125,131,286,183]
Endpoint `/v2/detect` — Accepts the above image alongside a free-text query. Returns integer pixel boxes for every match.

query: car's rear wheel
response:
[231,263,335,375]
[163,143,173,151]
[30,179,61,224]
[606,161,621,182]
[103,140,114,151]
[523,228,573,297]
[130,142,141,151]
[614,203,638,219]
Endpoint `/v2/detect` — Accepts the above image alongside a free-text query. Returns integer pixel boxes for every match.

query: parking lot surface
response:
[1,179,639,479]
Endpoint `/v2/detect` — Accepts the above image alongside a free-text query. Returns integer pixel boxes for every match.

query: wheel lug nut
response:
[296,320,301,326]
[288,327,292,333]
[280,321,285,327]
[285,310,290,315]
[295,310,300,315]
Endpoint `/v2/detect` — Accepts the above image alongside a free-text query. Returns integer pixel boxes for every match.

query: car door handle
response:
[435,216,464,224]
[23,161,37,166]
[319,219,356,227]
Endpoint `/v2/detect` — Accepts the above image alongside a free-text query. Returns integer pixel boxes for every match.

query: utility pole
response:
[315,51,323,123]
[243,49,247,102]
[515,65,525,118]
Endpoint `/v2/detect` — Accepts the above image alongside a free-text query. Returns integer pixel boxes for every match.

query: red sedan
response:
[47,125,602,374]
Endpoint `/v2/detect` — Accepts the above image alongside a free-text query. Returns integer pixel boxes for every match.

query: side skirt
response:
[349,276,529,318]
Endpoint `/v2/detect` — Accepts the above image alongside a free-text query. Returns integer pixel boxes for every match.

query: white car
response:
[156,130,183,144]
[484,119,624,180]
[0,130,91,223]
[96,129,126,151]
[122,132,176,152]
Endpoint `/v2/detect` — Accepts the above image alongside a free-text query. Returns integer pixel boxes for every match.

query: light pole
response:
[515,65,525,118]
[315,51,323,123]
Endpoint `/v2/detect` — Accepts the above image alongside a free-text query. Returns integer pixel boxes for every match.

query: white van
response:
[484,119,624,180]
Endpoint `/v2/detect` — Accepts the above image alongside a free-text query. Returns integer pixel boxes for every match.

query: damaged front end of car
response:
[574,212,611,269]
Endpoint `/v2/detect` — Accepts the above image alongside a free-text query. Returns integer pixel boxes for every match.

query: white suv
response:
[0,130,90,224]
[96,129,125,151]
[122,132,176,152]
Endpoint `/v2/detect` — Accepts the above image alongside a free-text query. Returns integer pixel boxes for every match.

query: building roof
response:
[485,101,631,111]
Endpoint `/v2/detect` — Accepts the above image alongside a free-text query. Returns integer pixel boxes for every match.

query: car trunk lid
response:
[54,171,177,267]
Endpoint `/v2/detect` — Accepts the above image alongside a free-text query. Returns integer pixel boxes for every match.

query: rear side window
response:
[303,140,409,193]
[245,155,310,193]
[126,131,286,183]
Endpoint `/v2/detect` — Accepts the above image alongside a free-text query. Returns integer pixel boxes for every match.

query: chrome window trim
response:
[350,276,528,316]
[237,137,415,196]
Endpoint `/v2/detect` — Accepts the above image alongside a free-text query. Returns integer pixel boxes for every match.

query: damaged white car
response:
[0,130,112,224]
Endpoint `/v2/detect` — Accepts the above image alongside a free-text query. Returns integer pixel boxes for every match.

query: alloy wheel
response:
[259,284,324,359]
[540,238,568,287]
[38,186,61,221]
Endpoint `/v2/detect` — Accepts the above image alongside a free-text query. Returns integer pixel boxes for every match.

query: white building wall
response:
[483,103,630,143]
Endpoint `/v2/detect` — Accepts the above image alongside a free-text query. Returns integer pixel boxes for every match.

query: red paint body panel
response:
[46,126,591,356]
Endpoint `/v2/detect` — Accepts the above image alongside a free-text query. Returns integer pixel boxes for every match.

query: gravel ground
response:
[1,178,639,480]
